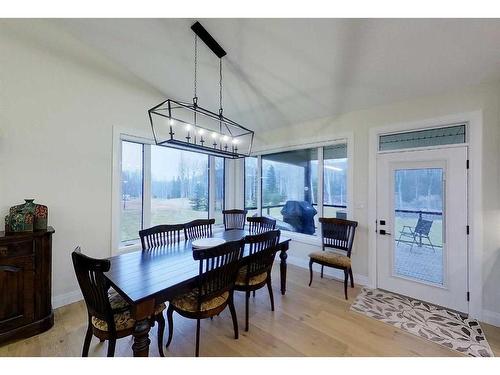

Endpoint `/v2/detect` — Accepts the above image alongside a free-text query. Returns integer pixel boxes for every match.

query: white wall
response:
[0,20,163,306]
[2,19,500,325]
[251,81,500,323]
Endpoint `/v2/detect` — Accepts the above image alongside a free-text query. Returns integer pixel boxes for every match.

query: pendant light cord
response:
[193,35,198,106]
[219,59,223,114]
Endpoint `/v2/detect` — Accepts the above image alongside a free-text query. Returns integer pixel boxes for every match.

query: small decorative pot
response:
[5,199,48,233]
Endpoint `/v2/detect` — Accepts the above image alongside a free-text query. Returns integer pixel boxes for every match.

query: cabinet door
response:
[0,256,35,333]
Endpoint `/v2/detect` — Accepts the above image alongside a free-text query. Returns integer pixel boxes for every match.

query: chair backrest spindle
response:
[242,230,280,282]
[247,216,276,234]
[193,240,245,310]
[319,218,358,257]
[71,247,116,332]
[139,224,184,249]
[184,219,215,240]
[223,209,247,230]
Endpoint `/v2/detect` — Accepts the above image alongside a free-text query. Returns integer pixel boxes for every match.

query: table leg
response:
[132,318,151,357]
[132,299,155,357]
[279,247,288,295]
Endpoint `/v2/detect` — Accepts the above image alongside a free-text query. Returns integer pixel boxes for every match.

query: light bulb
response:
[198,128,204,135]
[222,135,229,142]
[169,119,174,126]
[232,138,239,144]
[211,132,218,139]
[185,123,192,131]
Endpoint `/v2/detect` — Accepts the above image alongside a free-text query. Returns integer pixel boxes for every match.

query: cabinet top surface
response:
[0,226,55,240]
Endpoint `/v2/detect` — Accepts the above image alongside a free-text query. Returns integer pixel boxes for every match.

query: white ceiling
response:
[58,19,500,133]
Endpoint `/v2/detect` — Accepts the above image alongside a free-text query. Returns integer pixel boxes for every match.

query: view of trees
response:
[324,159,347,207]
[394,168,443,211]
[246,152,348,212]
[245,157,258,209]
[121,148,210,211]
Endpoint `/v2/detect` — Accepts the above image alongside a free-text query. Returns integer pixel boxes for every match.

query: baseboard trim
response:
[52,290,83,309]
[286,255,369,286]
[481,309,500,327]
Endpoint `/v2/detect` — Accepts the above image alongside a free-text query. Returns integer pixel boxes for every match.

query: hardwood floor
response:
[1,264,499,357]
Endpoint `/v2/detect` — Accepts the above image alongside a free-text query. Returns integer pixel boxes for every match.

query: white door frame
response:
[367,110,483,320]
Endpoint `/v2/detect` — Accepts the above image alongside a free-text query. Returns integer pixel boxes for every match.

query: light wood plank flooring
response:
[1,264,499,357]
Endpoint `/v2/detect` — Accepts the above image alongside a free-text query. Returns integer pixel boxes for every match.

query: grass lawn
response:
[121,198,223,242]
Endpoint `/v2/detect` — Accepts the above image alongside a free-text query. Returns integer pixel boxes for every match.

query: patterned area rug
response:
[350,288,493,357]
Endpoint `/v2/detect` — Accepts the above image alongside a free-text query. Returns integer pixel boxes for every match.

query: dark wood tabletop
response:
[103,229,291,357]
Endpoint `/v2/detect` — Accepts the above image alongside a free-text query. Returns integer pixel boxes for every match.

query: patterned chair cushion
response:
[235,266,268,286]
[171,289,229,313]
[108,288,129,311]
[308,251,351,268]
[92,310,135,332]
[92,291,166,332]
[108,288,166,314]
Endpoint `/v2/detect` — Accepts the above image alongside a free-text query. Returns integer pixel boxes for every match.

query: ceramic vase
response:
[4,199,48,233]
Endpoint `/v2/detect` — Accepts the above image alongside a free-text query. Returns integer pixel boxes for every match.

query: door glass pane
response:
[394,168,444,285]
[121,141,143,243]
[262,149,318,235]
[151,145,208,225]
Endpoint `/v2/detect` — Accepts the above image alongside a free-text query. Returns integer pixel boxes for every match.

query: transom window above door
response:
[378,124,466,151]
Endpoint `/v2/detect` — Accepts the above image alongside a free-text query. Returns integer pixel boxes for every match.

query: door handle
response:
[379,229,391,236]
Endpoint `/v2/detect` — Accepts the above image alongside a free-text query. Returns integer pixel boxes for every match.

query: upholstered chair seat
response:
[234,230,281,332]
[91,301,166,332]
[165,240,244,356]
[72,248,167,357]
[308,251,351,268]
[108,288,129,311]
[308,218,358,300]
[171,289,229,313]
[235,266,268,286]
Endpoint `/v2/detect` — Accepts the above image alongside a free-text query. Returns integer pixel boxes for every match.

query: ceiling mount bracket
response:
[190,21,227,58]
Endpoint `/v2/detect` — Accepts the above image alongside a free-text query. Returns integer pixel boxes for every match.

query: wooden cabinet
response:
[0,227,54,345]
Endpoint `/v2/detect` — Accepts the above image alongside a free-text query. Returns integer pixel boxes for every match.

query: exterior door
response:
[376,146,468,313]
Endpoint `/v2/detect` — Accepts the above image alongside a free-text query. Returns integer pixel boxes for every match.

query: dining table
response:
[103,229,291,357]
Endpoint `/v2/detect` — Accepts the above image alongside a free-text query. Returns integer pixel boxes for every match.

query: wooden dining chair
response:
[247,216,276,234]
[139,224,184,249]
[139,224,184,250]
[165,239,245,356]
[184,218,215,240]
[235,230,280,331]
[223,209,248,230]
[71,248,166,357]
[308,218,358,300]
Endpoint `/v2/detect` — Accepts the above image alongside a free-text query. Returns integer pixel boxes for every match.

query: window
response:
[214,157,225,224]
[262,149,318,235]
[121,141,143,242]
[245,142,348,236]
[151,145,208,226]
[323,144,347,219]
[120,140,224,246]
[244,157,258,217]
[379,124,466,151]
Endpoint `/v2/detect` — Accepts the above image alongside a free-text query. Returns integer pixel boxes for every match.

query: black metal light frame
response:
[148,21,254,159]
